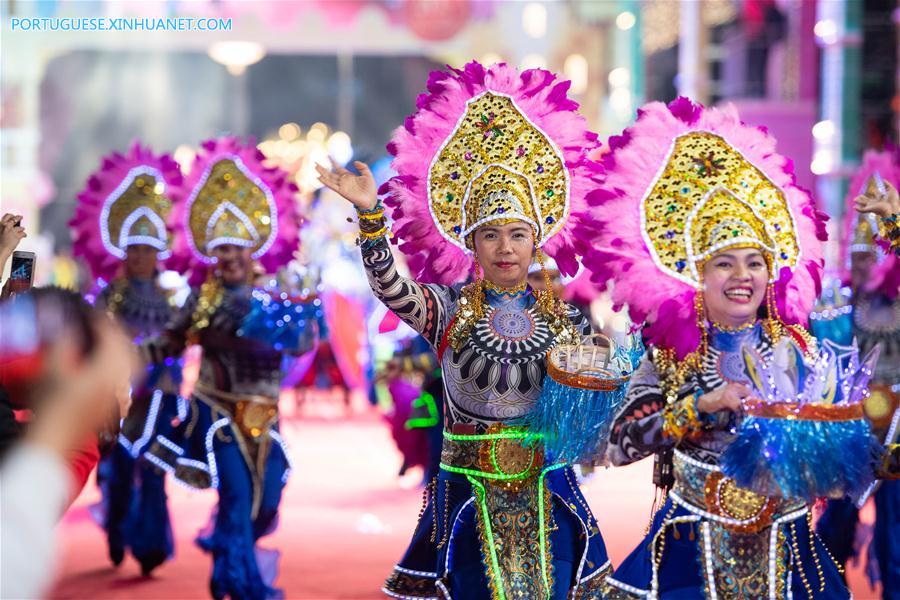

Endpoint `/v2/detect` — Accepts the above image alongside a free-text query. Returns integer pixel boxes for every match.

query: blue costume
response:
[67,143,185,574]
[98,277,182,574]
[352,61,614,599]
[141,136,306,599]
[605,324,850,599]
[364,240,611,599]
[145,282,313,599]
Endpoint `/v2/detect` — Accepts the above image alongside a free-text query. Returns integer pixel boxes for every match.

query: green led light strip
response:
[467,476,506,600]
[442,428,538,442]
[537,462,567,594]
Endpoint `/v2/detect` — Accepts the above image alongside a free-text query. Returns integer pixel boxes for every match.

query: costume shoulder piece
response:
[841,148,900,299]
[381,61,602,284]
[169,136,302,283]
[70,143,183,283]
[578,98,827,358]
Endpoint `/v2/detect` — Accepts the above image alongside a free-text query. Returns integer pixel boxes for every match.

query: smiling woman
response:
[579,98,852,599]
[702,247,769,330]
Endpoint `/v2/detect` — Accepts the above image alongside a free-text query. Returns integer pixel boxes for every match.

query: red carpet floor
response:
[50,412,880,599]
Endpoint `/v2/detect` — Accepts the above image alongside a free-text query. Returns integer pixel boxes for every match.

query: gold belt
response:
[194,383,278,439]
[673,451,804,534]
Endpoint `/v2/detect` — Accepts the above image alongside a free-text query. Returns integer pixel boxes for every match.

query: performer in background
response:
[813,150,900,599]
[854,172,900,257]
[143,137,310,600]
[318,61,611,599]
[69,143,184,574]
[580,98,852,598]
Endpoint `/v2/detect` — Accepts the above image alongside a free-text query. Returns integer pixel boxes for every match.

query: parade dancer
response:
[813,150,900,599]
[318,61,612,599]
[70,143,184,574]
[144,137,308,599]
[580,98,853,598]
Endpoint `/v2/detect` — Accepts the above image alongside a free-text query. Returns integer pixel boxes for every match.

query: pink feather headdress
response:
[381,61,602,285]
[578,98,828,358]
[70,143,183,283]
[840,149,899,299]
[169,137,301,284]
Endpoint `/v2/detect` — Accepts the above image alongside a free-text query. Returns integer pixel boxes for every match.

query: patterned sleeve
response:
[607,352,701,465]
[361,237,457,348]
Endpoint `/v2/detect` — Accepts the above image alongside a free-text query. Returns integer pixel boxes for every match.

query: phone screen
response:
[9,253,35,290]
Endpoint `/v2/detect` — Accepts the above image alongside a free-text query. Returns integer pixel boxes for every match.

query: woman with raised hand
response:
[318,61,611,599]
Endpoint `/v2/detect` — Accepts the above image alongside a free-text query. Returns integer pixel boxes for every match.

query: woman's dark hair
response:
[0,286,99,409]
[27,286,98,356]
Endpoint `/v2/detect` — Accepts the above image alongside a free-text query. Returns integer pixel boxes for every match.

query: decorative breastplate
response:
[854,294,900,385]
[108,278,173,338]
[442,291,565,426]
[196,285,284,397]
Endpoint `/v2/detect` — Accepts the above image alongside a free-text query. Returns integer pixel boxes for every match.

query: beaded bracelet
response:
[358,225,388,240]
[358,209,384,221]
[356,201,384,216]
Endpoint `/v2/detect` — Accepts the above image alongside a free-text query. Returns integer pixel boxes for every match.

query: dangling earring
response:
[535,247,556,313]
[765,282,786,340]
[472,250,484,301]
[691,283,709,372]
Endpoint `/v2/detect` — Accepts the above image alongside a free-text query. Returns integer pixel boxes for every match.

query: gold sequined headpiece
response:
[102,168,173,257]
[185,157,277,262]
[428,92,569,251]
[70,144,183,282]
[643,131,800,287]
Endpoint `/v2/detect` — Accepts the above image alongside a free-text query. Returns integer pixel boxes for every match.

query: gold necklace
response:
[710,320,756,333]
[483,279,527,295]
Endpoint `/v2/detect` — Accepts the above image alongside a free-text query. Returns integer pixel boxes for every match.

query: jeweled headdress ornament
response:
[169,137,301,283]
[579,98,828,358]
[70,143,182,282]
[381,61,602,284]
[841,149,899,298]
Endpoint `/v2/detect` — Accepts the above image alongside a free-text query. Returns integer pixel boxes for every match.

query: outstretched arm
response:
[316,161,455,346]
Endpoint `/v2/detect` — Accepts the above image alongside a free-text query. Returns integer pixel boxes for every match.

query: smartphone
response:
[8,251,35,293]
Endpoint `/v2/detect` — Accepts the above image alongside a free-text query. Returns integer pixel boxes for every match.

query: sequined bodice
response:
[853,293,900,385]
[359,237,589,432]
[609,322,775,467]
[680,324,771,460]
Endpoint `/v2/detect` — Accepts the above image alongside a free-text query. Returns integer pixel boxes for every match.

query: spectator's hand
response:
[25,317,137,457]
[854,178,900,219]
[0,214,26,261]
